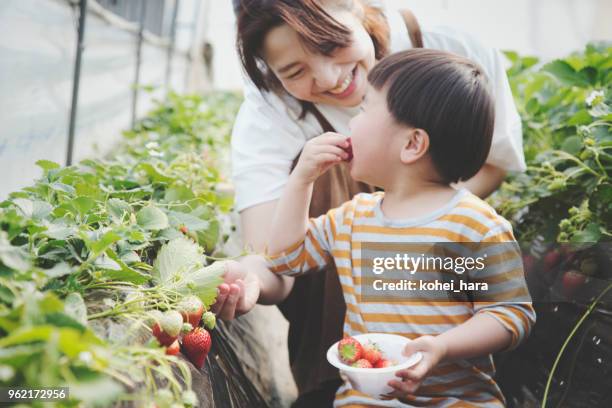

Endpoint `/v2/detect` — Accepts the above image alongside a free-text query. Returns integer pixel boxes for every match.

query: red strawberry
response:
[178,296,204,328]
[374,359,395,368]
[343,138,353,161]
[166,339,180,355]
[151,310,183,346]
[522,254,535,276]
[362,342,382,365]
[338,336,363,365]
[543,249,561,272]
[562,270,586,297]
[351,359,373,368]
[179,225,189,234]
[182,327,212,369]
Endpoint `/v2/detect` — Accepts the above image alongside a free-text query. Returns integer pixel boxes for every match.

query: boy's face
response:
[348,85,407,185]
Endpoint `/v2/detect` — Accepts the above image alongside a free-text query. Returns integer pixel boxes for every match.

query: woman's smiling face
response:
[262,8,375,107]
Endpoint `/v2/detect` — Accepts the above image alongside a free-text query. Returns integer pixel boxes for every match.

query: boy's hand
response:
[382,335,447,399]
[292,132,350,184]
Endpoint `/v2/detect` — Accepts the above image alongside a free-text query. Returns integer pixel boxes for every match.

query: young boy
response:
[265,49,535,407]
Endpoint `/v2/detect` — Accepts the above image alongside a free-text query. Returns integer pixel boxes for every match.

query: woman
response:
[214,1,525,406]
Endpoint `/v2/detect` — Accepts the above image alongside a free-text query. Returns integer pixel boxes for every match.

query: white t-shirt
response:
[231,9,525,212]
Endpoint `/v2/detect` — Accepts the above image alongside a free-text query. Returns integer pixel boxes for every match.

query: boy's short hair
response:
[368,49,495,183]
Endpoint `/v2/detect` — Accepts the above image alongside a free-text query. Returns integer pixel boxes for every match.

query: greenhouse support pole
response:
[131,0,147,128]
[66,0,88,167]
[165,0,180,91]
[184,0,202,91]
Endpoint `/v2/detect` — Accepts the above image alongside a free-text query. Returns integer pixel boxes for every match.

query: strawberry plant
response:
[488,43,612,408]
[490,43,611,244]
[0,91,242,406]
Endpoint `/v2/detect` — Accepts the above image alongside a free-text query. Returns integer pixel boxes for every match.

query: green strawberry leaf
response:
[64,293,88,325]
[136,206,169,230]
[153,237,203,283]
[35,160,61,171]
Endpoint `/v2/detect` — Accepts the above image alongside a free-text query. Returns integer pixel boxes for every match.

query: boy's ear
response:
[400,128,430,164]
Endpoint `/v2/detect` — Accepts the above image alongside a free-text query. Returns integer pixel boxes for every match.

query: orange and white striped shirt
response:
[267,190,535,407]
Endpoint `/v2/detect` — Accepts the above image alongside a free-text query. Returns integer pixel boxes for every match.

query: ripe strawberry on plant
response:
[562,270,586,297]
[178,295,204,327]
[543,249,562,272]
[362,342,382,365]
[166,339,181,356]
[374,359,395,368]
[183,327,212,369]
[522,254,535,276]
[152,310,183,346]
[351,359,373,368]
[338,336,363,365]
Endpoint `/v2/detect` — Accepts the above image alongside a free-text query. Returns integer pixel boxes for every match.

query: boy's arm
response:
[267,177,314,255]
[385,313,512,397]
[268,133,349,254]
[387,223,535,397]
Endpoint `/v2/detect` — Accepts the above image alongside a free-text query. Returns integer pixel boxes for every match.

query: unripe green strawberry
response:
[152,310,183,346]
[146,310,164,327]
[182,390,198,406]
[580,258,598,276]
[202,312,216,330]
[154,388,174,408]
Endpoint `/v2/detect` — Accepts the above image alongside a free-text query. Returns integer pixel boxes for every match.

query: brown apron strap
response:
[280,103,376,396]
[399,9,424,48]
[308,103,336,133]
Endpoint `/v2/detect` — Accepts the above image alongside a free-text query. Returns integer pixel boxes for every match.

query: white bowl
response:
[326,333,423,398]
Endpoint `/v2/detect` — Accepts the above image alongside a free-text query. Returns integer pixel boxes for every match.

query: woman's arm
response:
[454,163,506,198]
[212,200,296,320]
[241,201,295,304]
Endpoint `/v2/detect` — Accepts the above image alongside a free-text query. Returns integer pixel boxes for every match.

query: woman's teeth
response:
[329,72,353,94]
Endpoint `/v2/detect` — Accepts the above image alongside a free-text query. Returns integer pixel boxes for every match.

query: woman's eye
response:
[287,69,303,79]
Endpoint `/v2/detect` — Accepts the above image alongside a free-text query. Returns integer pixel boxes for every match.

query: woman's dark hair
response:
[236,0,389,93]
[368,49,495,184]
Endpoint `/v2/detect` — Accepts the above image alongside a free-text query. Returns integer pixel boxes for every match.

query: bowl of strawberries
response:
[327,333,422,398]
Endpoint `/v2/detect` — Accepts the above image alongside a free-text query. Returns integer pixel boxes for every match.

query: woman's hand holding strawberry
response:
[211,259,260,320]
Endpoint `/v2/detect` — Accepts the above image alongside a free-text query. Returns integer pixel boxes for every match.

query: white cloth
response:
[231,8,525,212]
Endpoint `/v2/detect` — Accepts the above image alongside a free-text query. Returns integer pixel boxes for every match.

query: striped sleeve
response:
[470,221,536,350]
[265,200,351,276]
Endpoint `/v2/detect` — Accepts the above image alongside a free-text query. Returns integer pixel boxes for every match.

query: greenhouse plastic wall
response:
[0,0,195,199]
